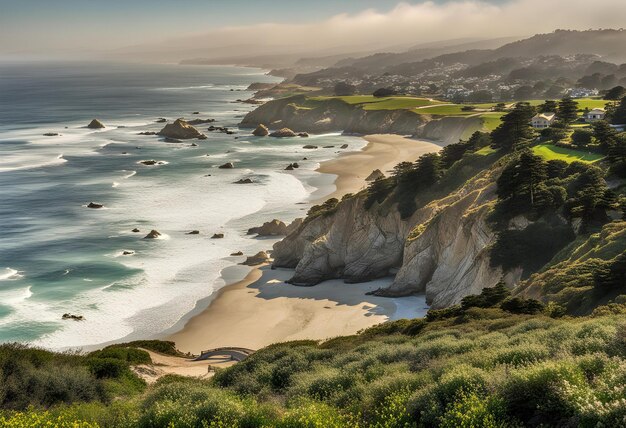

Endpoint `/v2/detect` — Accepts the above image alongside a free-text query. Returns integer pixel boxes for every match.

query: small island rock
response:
[144,230,161,239]
[218,162,234,169]
[211,233,224,239]
[158,118,205,140]
[270,128,297,138]
[87,202,103,209]
[252,124,269,136]
[87,119,105,129]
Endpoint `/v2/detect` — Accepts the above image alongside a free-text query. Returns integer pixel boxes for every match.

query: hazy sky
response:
[1,0,624,58]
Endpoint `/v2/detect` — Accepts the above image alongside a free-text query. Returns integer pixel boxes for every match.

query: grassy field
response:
[525,98,609,111]
[412,104,477,116]
[308,95,443,110]
[480,112,506,131]
[532,144,605,163]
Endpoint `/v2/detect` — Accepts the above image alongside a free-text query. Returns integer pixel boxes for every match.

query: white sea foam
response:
[0,268,23,281]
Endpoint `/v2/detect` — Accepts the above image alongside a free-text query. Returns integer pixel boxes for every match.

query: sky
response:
[1,0,624,59]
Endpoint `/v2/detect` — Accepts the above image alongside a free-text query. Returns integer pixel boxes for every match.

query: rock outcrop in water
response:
[270,128,297,138]
[272,159,520,307]
[252,124,269,136]
[158,119,205,140]
[144,230,161,239]
[87,119,105,129]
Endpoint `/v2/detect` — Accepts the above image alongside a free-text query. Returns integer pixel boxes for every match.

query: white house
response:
[531,113,556,129]
[585,108,606,122]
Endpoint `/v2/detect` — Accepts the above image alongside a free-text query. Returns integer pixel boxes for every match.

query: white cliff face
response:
[387,170,521,308]
[272,156,521,306]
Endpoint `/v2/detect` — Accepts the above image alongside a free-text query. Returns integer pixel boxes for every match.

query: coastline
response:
[168,133,439,354]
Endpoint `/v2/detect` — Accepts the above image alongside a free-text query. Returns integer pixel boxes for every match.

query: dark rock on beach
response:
[211,233,224,239]
[234,178,253,184]
[132,228,140,233]
[186,230,200,235]
[138,131,157,135]
[302,145,318,149]
[340,144,349,149]
[43,132,59,136]
[298,132,309,138]
[242,251,270,266]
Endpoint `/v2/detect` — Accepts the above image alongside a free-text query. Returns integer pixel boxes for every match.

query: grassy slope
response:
[5,307,625,427]
[532,144,605,163]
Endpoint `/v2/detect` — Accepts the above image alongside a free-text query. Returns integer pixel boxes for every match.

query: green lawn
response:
[413,104,476,116]
[532,144,605,163]
[308,95,443,110]
[480,112,506,131]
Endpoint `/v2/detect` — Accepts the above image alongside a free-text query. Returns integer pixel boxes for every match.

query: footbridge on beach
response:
[194,347,255,362]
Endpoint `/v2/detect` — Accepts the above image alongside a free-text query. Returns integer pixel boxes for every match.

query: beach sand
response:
[168,134,438,354]
[316,134,444,200]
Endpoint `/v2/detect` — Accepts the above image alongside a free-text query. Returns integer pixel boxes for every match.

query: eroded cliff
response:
[273,152,519,307]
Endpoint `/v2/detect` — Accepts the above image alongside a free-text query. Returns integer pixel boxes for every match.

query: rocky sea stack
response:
[158,119,205,140]
[87,119,105,129]
[144,230,161,239]
[252,124,269,136]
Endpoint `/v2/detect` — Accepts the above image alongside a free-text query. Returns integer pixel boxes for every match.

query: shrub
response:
[500,297,544,315]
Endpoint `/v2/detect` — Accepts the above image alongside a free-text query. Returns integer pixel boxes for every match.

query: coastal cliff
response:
[241,95,480,142]
[273,151,515,307]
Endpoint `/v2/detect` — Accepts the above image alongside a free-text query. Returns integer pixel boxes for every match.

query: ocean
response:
[0,61,366,349]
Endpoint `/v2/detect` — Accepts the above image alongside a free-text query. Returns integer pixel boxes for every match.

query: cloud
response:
[6,0,626,59]
[122,0,626,61]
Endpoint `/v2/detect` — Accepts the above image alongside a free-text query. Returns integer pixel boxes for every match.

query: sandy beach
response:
[169,134,439,354]
[316,134,444,200]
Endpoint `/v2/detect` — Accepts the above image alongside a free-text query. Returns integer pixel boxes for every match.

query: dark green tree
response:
[333,81,356,96]
[609,96,626,124]
[538,100,558,113]
[496,150,548,206]
[490,102,536,151]
[591,120,618,152]
[604,86,626,100]
[571,129,594,148]
[365,178,393,209]
[557,97,579,124]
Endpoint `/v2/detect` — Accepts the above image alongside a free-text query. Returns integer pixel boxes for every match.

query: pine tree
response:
[491,102,536,151]
[591,120,617,152]
[557,97,579,124]
[538,100,558,113]
[610,96,626,125]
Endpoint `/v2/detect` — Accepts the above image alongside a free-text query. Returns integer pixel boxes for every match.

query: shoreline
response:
[168,133,439,353]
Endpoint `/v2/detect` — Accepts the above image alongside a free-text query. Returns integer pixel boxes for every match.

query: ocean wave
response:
[0,154,66,172]
[122,170,137,179]
[0,268,24,281]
